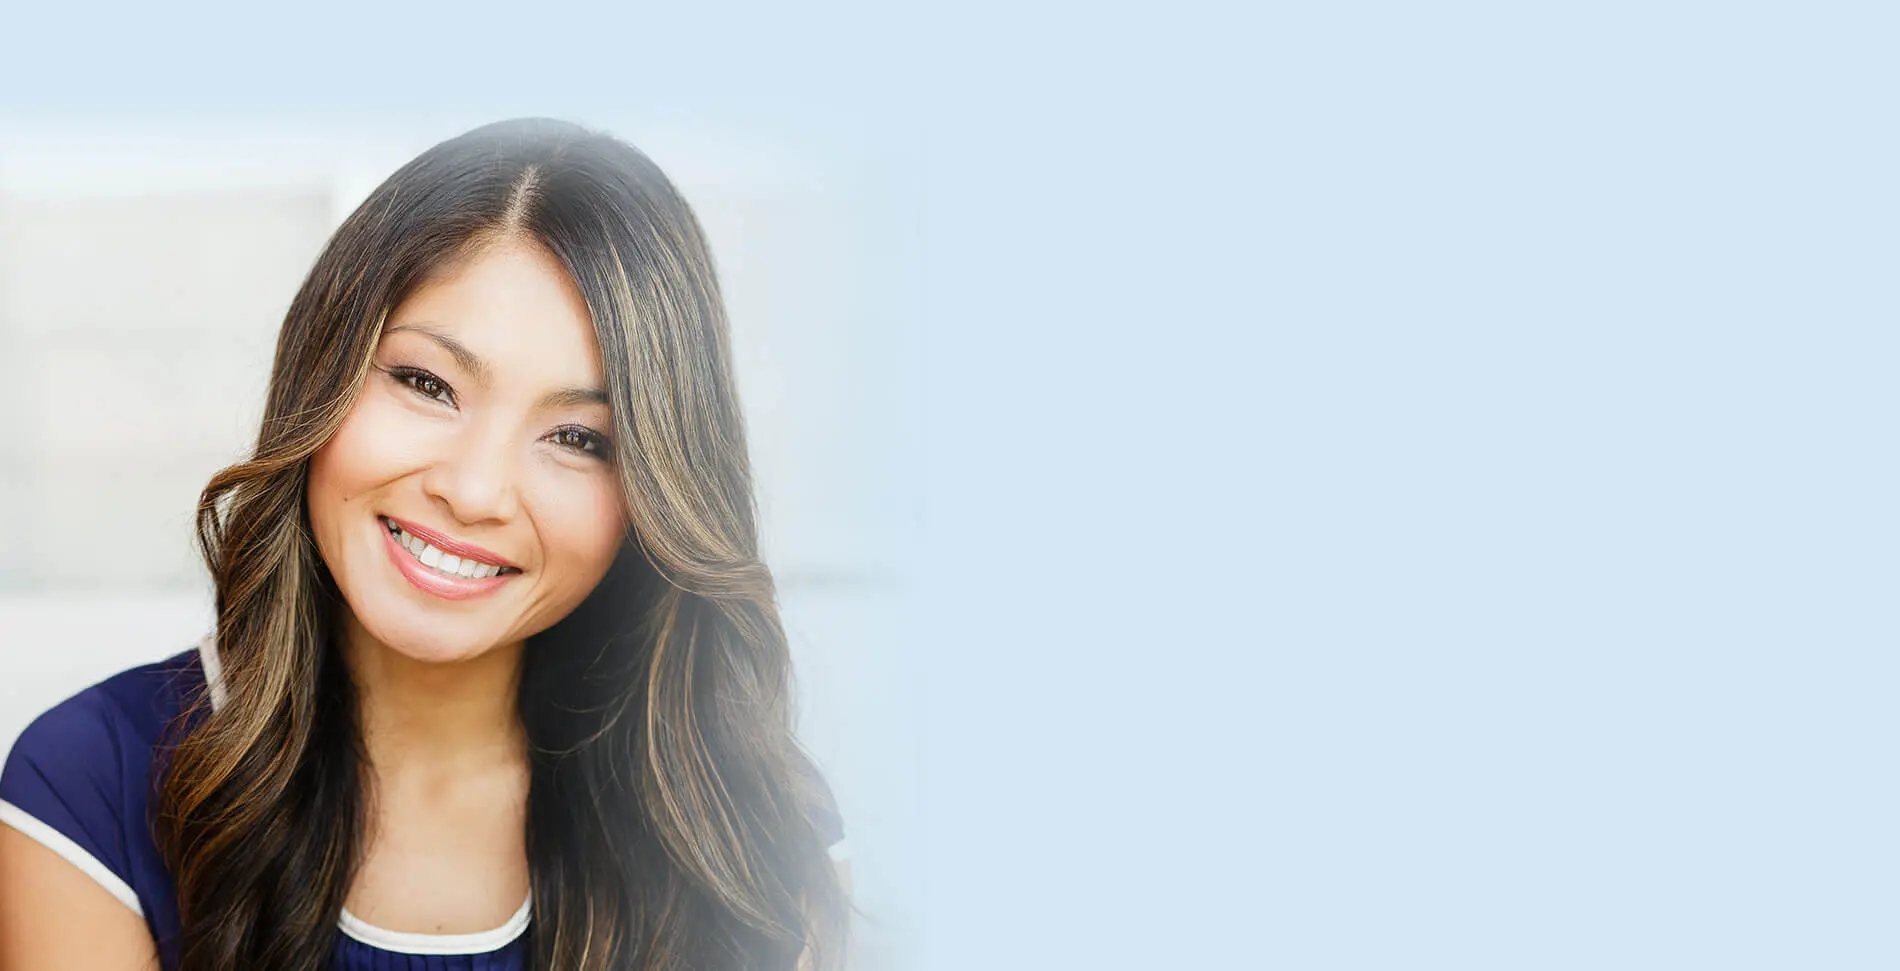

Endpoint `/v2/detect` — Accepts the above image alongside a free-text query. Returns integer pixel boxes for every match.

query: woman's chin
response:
[385,638,494,666]
[350,611,511,667]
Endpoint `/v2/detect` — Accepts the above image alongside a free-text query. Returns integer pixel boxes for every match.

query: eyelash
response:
[381,365,613,460]
[388,365,455,406]
[548,425,611,457]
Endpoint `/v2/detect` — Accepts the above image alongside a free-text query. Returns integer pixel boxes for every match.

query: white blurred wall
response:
[0,184,327,590]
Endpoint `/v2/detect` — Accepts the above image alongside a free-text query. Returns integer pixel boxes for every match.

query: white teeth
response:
[384,518,507,580]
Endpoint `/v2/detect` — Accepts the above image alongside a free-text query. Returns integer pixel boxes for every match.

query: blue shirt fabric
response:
[0,642,846,971]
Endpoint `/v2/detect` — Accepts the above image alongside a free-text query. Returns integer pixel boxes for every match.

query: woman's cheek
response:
[537,474,626,588]
[584,476,629,568]
[321,395,431,494]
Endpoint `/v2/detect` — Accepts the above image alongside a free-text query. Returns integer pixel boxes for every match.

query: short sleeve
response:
[0,687,144,916]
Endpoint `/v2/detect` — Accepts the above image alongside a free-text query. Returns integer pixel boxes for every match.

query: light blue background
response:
[5,2,1895,968]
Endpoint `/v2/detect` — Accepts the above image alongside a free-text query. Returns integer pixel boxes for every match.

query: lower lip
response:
[380,521,517,601]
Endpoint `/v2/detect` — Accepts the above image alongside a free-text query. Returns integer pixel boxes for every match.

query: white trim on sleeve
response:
[197,633,227,712]
[0,799,144,917]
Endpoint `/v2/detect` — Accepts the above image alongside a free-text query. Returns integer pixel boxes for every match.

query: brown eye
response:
[390,367,455,405]
[549,425,610,457]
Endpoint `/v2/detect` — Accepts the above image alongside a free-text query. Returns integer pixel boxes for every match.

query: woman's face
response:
[308,235,626,665]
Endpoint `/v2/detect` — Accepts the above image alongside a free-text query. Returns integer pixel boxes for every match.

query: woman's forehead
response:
[384,240,605,389]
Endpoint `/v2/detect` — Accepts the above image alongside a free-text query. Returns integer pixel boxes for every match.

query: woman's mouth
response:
[379,515,521,600]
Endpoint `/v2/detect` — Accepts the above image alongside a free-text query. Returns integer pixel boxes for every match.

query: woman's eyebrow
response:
[389,322,605,409]
[539,386,609,409]
[386,322,491,384]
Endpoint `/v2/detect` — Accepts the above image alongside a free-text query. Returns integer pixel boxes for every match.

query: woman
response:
[0,118,852,971]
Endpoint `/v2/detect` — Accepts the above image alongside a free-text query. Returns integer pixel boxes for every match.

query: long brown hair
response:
[154,118,849,971]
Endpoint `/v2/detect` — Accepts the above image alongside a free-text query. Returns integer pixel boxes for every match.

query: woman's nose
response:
[421,424,521,526]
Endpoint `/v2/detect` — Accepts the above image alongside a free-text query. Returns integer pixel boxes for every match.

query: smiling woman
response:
[0,119,850,971]
[311,243,626,653]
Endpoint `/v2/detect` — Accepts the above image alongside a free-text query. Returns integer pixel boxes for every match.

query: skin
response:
[0,825,160,970]
[0,233,849,966]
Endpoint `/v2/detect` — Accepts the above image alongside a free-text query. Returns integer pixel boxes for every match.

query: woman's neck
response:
[338,611,529,779]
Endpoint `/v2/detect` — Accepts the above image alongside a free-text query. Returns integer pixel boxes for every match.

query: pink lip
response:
[382,515,520,569]
[379,518,519,601]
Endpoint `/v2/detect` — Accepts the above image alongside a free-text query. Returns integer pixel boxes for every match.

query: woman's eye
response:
[392,368,454,405]
[549,426,610,457]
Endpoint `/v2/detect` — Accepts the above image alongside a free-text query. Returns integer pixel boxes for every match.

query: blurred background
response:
[10,3,1900,970]
[0,120,921,969]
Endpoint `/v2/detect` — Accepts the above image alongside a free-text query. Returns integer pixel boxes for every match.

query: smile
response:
[384,517,515,578]
[378,515,521,601]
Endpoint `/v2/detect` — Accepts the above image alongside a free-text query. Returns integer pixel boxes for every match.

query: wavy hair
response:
[153,118,849,971]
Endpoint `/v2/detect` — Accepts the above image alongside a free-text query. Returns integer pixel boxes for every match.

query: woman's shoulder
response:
[13,642,210,756]
[0,638,212,924]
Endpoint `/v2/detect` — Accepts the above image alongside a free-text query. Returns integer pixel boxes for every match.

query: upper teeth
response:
[385,519,507,579]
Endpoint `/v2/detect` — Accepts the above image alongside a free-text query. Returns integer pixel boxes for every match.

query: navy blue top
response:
[0,640,849,971]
